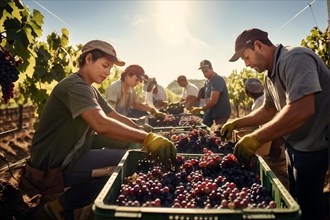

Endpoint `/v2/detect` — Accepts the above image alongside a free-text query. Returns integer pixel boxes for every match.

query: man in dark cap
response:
[222,28,329,220]
[190,60,231,128]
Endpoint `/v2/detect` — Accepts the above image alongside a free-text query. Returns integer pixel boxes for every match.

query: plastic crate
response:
[93,150,300,220]
[135,114,204,129]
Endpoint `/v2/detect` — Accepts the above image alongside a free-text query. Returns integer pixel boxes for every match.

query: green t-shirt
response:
[30,73,112,170]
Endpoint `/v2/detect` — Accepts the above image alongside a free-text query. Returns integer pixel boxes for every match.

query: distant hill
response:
[167,79,205,95]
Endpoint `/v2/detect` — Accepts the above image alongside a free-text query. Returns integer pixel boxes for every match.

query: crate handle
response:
[114,211,142,218]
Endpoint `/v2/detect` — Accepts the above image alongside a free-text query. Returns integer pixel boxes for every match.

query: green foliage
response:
[20,29,80,116]
[165,88,181,103]
[301,27,329,68]
[0,0,42,72]
[1,0,328,123]
[226,69,265,117]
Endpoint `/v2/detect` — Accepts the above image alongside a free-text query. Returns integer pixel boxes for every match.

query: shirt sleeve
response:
[65,83,103,118]
[211,76,225,93]
[187,84,199,97]
[282,53,322,104]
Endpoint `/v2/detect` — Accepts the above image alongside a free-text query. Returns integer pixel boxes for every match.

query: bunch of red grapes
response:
[0,46,22,104]
[149,114,180,127]
[163,128,234,154]
[149,115,201,127]
[116,152,276,209]
[178,115,200,127]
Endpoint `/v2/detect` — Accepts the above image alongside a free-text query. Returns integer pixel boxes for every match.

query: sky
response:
[21,0,329,87]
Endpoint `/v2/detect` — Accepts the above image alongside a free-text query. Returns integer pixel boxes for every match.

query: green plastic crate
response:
[93,150,300,220]
[135,115,205,131]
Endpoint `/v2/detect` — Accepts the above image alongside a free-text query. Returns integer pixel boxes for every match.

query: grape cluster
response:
[116,152,276,209]
[0,47,22,103]
[163,128,234,154]
[165,102,184,115]
[178,115,201,127]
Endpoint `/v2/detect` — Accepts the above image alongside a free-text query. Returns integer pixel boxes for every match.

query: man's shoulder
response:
[107,80,122,90]
[282,46,316,59]
[55,73,84,91]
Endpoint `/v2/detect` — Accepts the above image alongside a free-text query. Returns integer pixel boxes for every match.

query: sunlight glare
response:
[154,1,190,44]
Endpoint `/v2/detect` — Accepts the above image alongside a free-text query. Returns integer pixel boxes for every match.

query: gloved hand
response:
[139,124,153,132]
[150,108,166,119]
[189,107,203,115]
[143,133,177,163]
[220,121,237,140]
[233,133,262,165]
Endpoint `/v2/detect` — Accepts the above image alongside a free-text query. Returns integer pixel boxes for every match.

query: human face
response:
[241,44,267,73]
[177,79,186,87]
[201,68,213,80]
[86,55,114,85]
[125,74,141,88]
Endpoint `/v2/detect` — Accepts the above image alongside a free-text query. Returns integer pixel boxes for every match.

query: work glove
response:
[143,133,177,163]
[150,108,166,119]
[220,121,237,141]
[233,133,262,165]
[189,107,203,115]
[139,124,153,132]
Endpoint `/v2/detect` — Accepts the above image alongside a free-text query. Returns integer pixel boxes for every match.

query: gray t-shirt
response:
[264,44,330,152]
[30,73,112,170]
[203,73,231,126]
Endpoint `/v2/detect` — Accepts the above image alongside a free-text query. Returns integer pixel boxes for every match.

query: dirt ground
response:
[0,115,329,220]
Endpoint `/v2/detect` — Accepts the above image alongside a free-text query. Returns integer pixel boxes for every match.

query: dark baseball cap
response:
[198,60,212,70]
[244,78,263,93]
[229,28,269,62]
[82,40,125,66]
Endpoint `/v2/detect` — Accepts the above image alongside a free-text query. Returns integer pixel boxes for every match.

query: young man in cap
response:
[190,60,231,128]
[26,40,176,219]
[105,64,165,119]
[176,75,199,110]
[221,28,329,220]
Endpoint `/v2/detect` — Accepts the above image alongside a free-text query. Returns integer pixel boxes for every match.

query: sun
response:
[154,1,190,44]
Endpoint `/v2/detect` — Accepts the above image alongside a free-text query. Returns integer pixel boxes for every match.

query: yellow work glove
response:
[150,108,166,119]
[143,133,177,163]
[233,133,262,165]
[139,124,153,132]
[220,121,237,140]
[190,107,203,115]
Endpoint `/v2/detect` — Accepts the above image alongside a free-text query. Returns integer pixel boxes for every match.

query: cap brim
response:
[105,54,125,66]
[229,47,245,62]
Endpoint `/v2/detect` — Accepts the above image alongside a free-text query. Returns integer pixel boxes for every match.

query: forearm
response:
[234,106,277,129]
[98,117,147,143]
[133,102,153,113]
[185,96,198,110]
[107,110,140,129]
[254,94,315,143]
[201,99,216,111]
